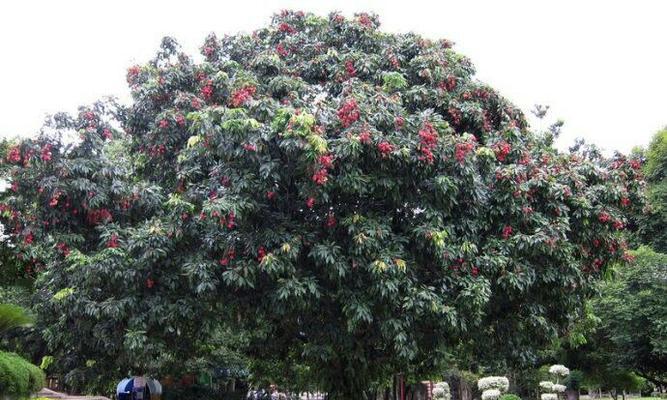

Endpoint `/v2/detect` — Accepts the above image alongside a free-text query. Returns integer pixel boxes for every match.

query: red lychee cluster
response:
[417,122,439,164]
[494,141,511,162]
[455,140,475,163]
[502,225,513,239]
[230,85,257,107]
[377,141,394,156]
[337,99,360,128]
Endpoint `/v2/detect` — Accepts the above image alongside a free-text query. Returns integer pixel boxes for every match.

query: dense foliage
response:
[0,302,44,398]
[0,11,645,398]
[592,247,667,386]
[641,127,667,252]
[0,351,45,397]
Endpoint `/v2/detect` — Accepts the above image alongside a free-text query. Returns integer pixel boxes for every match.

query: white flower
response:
[549,365,570,377]
[478,377,510,392]
[433,382,450,400]
[541,394,558,400]
[482,389,501,400]
[539,381,554,392]
[553,384,566,393]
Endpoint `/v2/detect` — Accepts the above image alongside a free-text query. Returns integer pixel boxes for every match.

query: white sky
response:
[1,0,665,153]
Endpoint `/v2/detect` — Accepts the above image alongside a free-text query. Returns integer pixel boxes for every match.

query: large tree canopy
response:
[0,11,645,398]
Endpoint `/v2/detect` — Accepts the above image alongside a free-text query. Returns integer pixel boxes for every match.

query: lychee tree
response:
[0,11,645,398]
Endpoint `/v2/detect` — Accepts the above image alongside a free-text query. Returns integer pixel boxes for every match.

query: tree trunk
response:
[459,376,472,400]
[565,389,579,400]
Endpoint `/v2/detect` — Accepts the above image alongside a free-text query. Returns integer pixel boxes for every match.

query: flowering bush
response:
[482,389,502,400]
[433,381,451,400]
[548,365,570,377]
[552,384,566,393]
[0,10,645,397]
[539,364,571,400]
[479,376,509,400]
[478,376,510,392]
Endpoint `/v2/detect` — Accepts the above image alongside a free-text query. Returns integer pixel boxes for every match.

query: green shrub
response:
[0,351,45,397]
[500,394,521,400]
[564,370,583,390]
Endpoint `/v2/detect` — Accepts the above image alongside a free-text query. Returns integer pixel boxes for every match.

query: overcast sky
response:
[1,0,665,153]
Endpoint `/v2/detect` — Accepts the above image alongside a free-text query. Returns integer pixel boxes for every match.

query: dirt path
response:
[36,388,111,400]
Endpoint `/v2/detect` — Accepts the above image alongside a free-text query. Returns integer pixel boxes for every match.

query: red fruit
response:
[49,194,60,207]
[40,144,53,161]
[344,60,356,77]
[358,130,371,144]
[448,107,462,125]
[312,168,328,185]
[175,114,186,127]
[56,242,70,257]
[107,233,120,248]
[257,246,267,262]
[326,213,337,228]
[230,85,256,107]
[266,191,277,200]
[146,278,155,288]
[306,197,316,209]
[318,154,334,169]
[394,116,404,129]
[471,266,479,277]
[102,128,113,140]
[598,212,611,223]
[126,65,141,84]
[276,43,289,57]
[219,257,230,266]
[337,99,360,128]
[226,212,236,229]
[377,141,394,156]
[418,122,439,164]
[6,146,21,163]
[201,84,214,101]
[502,225,513,239]
[494,141,511,162]
[278,22,296,34]
[24,232,34,245]
[358,13,373,27]
[243,143,257,152]
[158,119,169,129]
[455,142,474,163]
[620,197,631,207]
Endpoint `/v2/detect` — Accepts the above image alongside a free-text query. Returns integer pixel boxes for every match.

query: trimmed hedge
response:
[0,351,45,398]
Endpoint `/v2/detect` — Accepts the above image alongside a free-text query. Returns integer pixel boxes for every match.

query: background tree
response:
[640,127,667,252]
[0,11,645,398]
[592,247,667,388]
